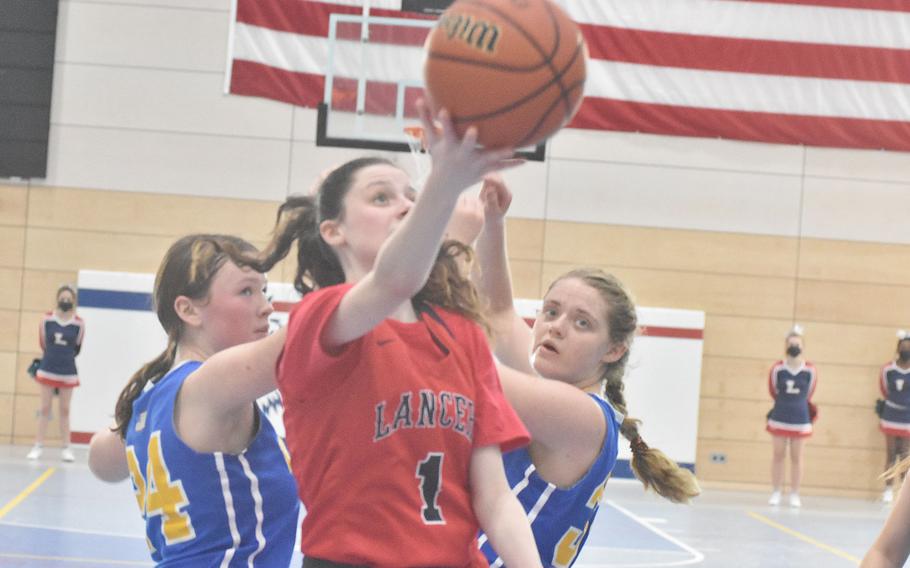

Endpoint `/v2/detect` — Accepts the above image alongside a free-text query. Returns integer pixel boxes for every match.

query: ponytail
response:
[248,195,344,295]
[112,336,178,438]
[602,359,700,503]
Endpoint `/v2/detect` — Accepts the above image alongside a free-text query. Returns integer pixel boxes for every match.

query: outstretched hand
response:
[480,173,513,223]
[418,99,523,196]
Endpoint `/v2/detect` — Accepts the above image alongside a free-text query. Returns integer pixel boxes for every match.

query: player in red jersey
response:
[188,102,542,567]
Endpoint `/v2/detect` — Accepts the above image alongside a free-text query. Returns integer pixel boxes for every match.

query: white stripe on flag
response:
[234,22,910,122]
[592,61,910,121]
[560,0,910,49]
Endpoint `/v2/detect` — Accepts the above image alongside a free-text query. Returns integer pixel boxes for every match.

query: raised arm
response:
[496,361,606,454]
[325,104,520,347]
[470,444,543,568]
[862,474,910,567]
[179,327,287,416]
[475,175,535,373]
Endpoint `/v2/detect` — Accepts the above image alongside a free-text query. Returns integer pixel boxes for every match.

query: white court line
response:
[641,517,668,524]
[0,520,146,540]
[574,500,705,568]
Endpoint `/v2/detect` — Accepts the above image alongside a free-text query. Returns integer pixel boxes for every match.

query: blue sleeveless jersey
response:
[125,361,299,567]
[37,313,84,384]
[767,361,817,437]
[480,394,621,568]
[880,362,910,432]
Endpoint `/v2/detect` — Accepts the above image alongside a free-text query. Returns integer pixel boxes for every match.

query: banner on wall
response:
[226,0,910,152]
[74,270,704,476]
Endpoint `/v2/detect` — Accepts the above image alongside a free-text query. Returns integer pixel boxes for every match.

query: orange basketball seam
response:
[438,37,585,125]
[456,0,574,116]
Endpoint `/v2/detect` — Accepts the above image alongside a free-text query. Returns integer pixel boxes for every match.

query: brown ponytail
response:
[111,234,257,438]
[112,337,177,437]
[550,268,701,504]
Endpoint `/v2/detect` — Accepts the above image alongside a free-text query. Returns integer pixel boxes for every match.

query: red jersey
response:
[279,284,530,567]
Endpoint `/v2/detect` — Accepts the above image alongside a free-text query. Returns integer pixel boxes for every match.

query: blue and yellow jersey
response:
[125,361,299,567]
[480,394,621,568]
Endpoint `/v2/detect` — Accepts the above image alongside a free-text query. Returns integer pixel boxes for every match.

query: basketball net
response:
[403,125,431,191]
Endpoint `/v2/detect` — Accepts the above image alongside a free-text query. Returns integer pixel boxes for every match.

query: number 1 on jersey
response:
[416,452,445,524]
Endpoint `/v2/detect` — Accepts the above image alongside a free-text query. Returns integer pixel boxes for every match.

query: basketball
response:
[423,0,587,149]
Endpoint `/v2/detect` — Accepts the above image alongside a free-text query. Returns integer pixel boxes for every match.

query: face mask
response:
[58,300,73,312]
[900,350,910,362]
[786,345,801,358]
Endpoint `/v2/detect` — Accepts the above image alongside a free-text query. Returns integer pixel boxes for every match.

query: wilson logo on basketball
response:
[437,13,500,54]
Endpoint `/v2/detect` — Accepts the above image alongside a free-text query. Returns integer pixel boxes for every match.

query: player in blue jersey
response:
[450,176,699,567]
[877,332,910,503]
[28,284,85,462]
[88,234,299,567]
[766,326,817,508]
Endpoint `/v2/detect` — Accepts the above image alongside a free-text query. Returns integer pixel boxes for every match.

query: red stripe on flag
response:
[585,25,910,84]
[570,97,910,152]
[722,0,910,13]
[237,0,433,38]
[231,60,324,108]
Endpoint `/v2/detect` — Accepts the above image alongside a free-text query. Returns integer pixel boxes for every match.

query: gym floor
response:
[0,444,899,567]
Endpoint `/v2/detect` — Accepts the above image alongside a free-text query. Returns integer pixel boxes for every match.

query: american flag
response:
[227,0,910,152]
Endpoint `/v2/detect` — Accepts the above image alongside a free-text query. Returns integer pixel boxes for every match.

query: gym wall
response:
[1,0,909,497]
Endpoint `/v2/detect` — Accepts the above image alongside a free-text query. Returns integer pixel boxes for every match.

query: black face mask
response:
[900,350,910,362]
[58,300,73,312]
[786,345,801,358]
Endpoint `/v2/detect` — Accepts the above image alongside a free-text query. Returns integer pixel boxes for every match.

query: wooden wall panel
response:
[17,311,43,354]
[0,227,25,267]
[0,185,27,226]
[0,268,22,310]
[28,187,279,243]
[812,405,881,449]
[696,439,884,492]
[505,218,545,260]
[700,357,771,401]
[509,260,542,301]
[542,264,795,319]
[698,398,767,442]
[703,316,799,360]
[24,228,175,273]
[811,363,881,407]
[0,310,19,352]
[799,238,910,284]
[0,352,15,394]
[796,279,910,327]
[0,394,12,437]
[544,221,799,277]
[21,270,79,312]
[801,322,899,367]
[12,394,53,441]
